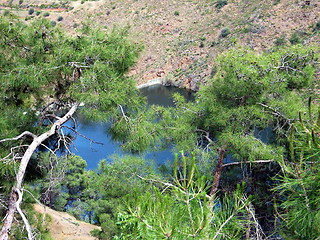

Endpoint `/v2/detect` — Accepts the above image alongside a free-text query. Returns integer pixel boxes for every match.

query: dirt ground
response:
[33,204,100,240]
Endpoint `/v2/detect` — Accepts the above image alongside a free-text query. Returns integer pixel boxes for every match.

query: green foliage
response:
[289,32,301,44]
[3,10,10,16]
[274,35,286,46]
[274,100,320,239]
[57,16,63,21]
[215,0,228,9]
[313,21,320,32]
[28,8,34,15]
[174,10,179,16]
[43,12,50,17]
[220,27,230,38]
[36,11,41,16]
[116,155,251,239]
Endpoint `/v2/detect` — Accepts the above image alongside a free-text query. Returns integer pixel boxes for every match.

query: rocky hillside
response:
[1,0,319,90]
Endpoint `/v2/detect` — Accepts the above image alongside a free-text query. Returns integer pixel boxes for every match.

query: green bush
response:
[274,35,286,46]
[313,21,320,32]
[19,0,23,4]
[43,12,50,17]
[289,32,301,45]
[36,11,41,16]
[215,0,228,9]
[3,10,10,16]
[51,21,56,27]
[220,27,230,38]
[174,10,179,16]
[28,8,34,15]
[57,16,63,21]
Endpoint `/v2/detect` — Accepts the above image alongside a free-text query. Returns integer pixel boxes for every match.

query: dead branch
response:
[0,131,37,143]
[15,189,34,240]
[61,125,104,145]
[223,160,274,168]
[0,103,79,240]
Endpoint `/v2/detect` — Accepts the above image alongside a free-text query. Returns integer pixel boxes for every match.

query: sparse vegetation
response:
[3,10,10,16]
[274,35,286,46]
[289,32,301,44]
[174,10,179,16]
[43,12,50,17]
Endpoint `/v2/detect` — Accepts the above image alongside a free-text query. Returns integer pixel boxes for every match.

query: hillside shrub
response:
[28,8,34,15]
[274,35,286,46]
[3,10,10,16]
[36,11,41,16]
[289,32,301,45]
[57,16,63,21]
[174,10,179,16]
[313,21,320,32]
[220,27,230,38]
[43,12,50,17]
[51,21,56,27]
[215,0,228,9]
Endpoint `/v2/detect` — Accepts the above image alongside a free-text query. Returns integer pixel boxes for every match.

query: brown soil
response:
[33,204,100,240]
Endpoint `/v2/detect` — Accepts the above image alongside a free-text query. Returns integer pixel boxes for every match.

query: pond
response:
[68,84,194,170]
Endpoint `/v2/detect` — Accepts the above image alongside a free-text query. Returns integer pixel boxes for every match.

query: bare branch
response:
[0,103,79,240]
[0,131,37,143]
[222,160,274,168]
[15,188,34,240]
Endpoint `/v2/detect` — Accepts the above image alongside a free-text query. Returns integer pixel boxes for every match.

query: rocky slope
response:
[0,0,320,90]
[1,0,319,90]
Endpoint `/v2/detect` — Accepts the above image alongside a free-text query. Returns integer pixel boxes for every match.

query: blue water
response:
[68,85,194,170]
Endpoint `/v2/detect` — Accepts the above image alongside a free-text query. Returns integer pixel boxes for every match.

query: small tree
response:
[0,16,142,239]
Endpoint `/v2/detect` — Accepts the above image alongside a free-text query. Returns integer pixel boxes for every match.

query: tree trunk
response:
[210,148,226,196]
[0,103,79,240]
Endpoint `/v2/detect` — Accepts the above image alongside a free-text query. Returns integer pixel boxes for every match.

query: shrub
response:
[313,21,320,32]
[199,42,205,48]
[51,21,56,27]
[19,0,23,4]
[289,32,300,45]
[174,11,179,16]
[215,0,228,9]
[43,12,50,17]
[36,11,41,16]
[28,8,34,15]
[3,10,10,16]
[274,35,286,46]
[57,16,63,21]
[220,27,230,38]
[73,23,79,28]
